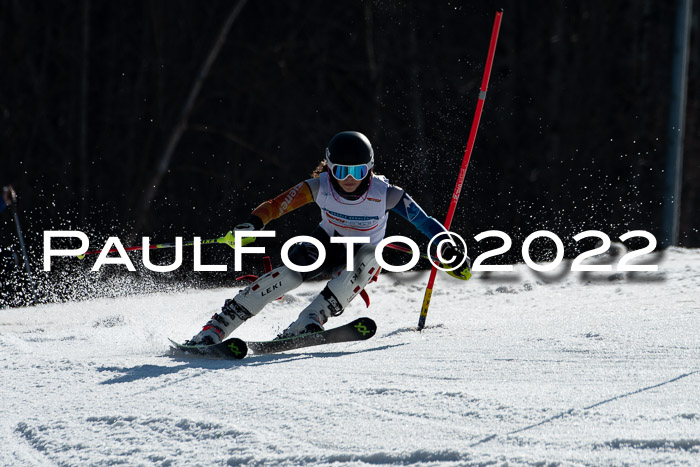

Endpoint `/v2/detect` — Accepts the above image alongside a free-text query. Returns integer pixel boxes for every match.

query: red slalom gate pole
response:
[417,9,503,331]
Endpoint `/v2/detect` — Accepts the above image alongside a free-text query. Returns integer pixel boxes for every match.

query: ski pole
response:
[76,234,429,261]
[385,242,438,263]
[418,9,503,331]
[76,231,253,259]
[9,200,37,303]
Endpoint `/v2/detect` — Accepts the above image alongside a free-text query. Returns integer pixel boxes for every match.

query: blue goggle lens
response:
[331,164,369,181]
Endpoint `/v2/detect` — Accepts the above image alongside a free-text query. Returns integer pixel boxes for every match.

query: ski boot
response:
[185,266,303,345]
[279,243,379,338]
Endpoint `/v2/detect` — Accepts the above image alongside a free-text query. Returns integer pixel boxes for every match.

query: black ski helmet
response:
[325,131,374,199]
[326,131,374,168]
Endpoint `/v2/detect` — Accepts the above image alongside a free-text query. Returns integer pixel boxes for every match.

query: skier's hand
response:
[439,242,472,281]
[220,224,257,250]
[221,216,264,249]
[233,222,256,232]
[234,214,264,232]
[2,185,14,206]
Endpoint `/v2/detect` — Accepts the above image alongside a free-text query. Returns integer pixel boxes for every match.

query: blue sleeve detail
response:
[0,197,6,214]
[389,192,446,240]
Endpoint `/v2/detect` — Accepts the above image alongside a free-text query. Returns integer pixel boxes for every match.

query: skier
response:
[185,131,471,346]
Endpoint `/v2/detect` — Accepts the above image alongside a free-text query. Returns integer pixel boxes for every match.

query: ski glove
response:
[229,214,264,235]
[439,242,472,281]
[2,185,15,206]
[233,222,256,231]
[221,215,265,249]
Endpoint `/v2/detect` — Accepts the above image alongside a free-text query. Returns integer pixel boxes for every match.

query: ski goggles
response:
[328,163,371,181]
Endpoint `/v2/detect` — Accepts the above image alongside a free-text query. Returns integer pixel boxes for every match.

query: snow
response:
[1,248,699,465]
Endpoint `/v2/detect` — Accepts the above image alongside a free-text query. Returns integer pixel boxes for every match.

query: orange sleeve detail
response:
[251,181,314,225]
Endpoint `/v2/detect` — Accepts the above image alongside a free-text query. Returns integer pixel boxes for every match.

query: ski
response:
[168,317,376,360]
[168,337,248,360]
[247,317,377,355]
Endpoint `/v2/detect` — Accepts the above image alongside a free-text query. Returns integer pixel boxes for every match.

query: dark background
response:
[1,0,698,306]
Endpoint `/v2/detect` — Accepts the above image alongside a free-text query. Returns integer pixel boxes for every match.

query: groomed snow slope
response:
[1,248,699,465]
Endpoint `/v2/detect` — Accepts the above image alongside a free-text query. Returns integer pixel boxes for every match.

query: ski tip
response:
[168,337,183,348]
[168,337,200,353]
